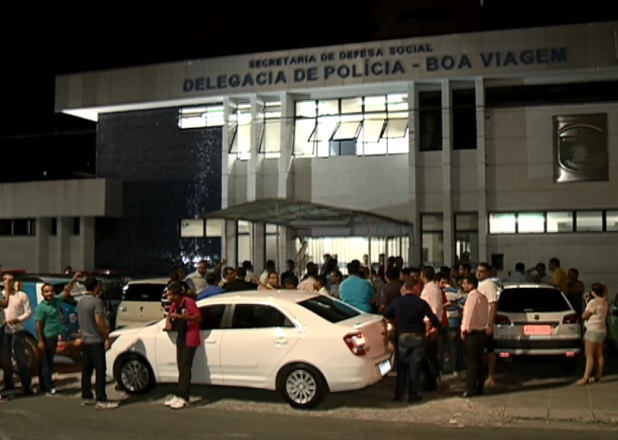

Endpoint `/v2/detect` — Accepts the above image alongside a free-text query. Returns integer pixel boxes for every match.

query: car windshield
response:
[498,288,571,313]
[298,295,361,323]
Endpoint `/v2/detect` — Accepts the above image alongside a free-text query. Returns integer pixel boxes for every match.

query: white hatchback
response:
[106,290,393,408]
[493,283,583,372]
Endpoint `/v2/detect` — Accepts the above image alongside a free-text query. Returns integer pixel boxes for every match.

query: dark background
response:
[2,0,618,182]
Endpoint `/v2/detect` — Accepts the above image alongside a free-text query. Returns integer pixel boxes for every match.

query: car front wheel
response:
[115,354,155,394]
[277,363,328,409]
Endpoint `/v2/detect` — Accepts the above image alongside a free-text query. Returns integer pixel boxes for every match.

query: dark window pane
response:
[232,304,293,329]
[122,284,166,302]
[200,304,226,330]
[453,89,476,150]
[419,91,442,152]
[498,288,570,313]
[298,295,360,323]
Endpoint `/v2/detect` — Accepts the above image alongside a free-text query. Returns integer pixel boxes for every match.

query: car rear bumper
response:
[494,338,582,356]
[326,353,392,392]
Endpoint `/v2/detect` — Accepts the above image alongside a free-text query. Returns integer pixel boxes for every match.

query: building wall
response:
[95,108,222,276]
[485,103,618,292]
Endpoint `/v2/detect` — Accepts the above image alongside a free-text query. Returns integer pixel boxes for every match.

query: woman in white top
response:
[576,282,609,385]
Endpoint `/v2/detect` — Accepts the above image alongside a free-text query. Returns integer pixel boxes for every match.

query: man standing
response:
[164,283,201,410]
[185,259,227,293]
[196,272,226,300]
[476,262,500,387]
[419,266,444,390]
[384,278,440,403]
[77,275,118,409]
[549,258,568,293]
[0,273,33,395]
[34,272,81,395]
[460,275,489,397]
[339,260,376,312]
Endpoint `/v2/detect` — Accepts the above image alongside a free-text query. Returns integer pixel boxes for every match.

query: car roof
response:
[125,277,169,285]
[198,289,318,304]
[501,282,559,290]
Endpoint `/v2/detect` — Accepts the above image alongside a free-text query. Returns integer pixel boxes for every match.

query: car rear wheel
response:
[15,335,41,378]
[115,354,155,394]
[559,357,578,373]
[277,363,328,409]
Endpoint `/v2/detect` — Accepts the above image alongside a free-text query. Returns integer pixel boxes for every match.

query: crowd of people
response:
[174,254,610,403]
[0,254,611,409]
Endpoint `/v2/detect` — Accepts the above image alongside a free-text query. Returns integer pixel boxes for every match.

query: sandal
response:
[575,377,590,386]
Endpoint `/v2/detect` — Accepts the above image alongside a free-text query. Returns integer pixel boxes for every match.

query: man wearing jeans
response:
[77,275,118,409]
[0,273,32,396]
[34,273,81,395]
[384,277,441,403]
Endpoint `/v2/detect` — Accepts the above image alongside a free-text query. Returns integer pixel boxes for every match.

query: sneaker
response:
[452,371,460,378]
[81,398,97,406]
[164,395,179,406]
[96,400,120,410]
[169,397,189,410]
[45,388,57,397]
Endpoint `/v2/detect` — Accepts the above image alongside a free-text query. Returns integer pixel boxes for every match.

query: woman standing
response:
[576,282,609,385]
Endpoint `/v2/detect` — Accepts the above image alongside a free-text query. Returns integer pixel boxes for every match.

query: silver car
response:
[493,283,582,372]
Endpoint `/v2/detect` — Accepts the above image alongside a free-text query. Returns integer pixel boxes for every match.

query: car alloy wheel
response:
[279,364,327,409]
[118,355,154,393]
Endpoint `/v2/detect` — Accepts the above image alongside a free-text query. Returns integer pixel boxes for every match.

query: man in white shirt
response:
[420,266,444,390]
[185,258,226,293]
[476,262,499,387]
[0,273,33,394]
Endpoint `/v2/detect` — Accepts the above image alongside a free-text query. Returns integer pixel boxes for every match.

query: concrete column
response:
[252,222,265,275]
[442,79,454,267]
[225,220,238,267]
[57,217,73,271]
[278,92,296,269]
[222,97,232,210]
[247,95,263,202]
[81,217,95,270]
[475,78,488,262]
[407,81,420,267]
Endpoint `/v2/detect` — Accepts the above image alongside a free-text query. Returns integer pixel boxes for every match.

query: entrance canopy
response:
[204,198,412,237]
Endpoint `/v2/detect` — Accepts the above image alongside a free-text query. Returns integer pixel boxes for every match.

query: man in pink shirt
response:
[164,283,202,410]
[460,274,489,397]
[419,266,443,390]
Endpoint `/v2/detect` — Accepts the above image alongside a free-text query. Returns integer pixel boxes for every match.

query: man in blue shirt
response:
[339,260,376,313]
[384,277,441,403]
[196,273,226,300]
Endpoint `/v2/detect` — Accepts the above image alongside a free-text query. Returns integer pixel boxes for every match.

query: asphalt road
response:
[1,351,617,439]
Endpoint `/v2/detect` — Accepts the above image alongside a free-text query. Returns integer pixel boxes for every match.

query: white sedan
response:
[106,290,393,408]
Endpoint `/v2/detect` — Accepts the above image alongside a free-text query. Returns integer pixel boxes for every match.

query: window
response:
[517,213,545,233]
[298,295,360,323]
[419,91,442,152]
[452,89,476,150]
[0,219,36,236]
[180,219,204,238]
[489,213,516,234]
[421,213,444,266]
[228,103,252,160]
[206,219,224,237]
[547,211,573,233]
[294,94,409,157]
[51,218,58,236]
[498,288,571,313]
[455,212,478,265]
[178,105,224,129]
[606,210,618,232]
[576,211,603,232]
[200,304,226,330]
[73,218,80,236]
[258,101,281,158]
[122,283,166,302]
[231,304,293,328]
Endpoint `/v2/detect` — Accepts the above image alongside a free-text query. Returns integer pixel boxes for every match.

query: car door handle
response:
[139,306,144,312]
[275,338,288,346]
[205,339,217,344]
[119,306,127,312]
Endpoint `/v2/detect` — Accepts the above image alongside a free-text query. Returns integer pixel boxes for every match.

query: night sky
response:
[2,0,617,182]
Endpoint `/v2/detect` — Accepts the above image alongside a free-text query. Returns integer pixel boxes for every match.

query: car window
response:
[122,283,166,301]
[498,288,571,313]
[231,304,294,329]
[297,295,361,323]
[200,305,226,330]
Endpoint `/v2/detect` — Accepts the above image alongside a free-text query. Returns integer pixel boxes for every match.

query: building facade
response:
[3,20,618,288]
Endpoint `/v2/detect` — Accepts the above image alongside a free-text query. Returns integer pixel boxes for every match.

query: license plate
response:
[379,359,392,376]
[524,325,552,336]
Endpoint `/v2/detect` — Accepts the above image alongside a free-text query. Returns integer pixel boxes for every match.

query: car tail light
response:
[495,314,511,325]
[565,351,577,357]
[344,332,368,356]
[562,313,580,324]
[499,352,511,358]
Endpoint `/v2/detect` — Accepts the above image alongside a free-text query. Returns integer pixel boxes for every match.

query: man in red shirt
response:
[164,283,201,410]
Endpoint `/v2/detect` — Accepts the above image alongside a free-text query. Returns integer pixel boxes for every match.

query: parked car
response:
[114,278,168,329]
[493,283,582,372]
[106,290,393,408]
[1,274,88,374]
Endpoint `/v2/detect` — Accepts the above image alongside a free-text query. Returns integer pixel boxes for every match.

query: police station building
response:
[1,20,617,289]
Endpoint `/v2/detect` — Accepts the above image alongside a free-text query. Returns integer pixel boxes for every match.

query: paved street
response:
[2,351,617,437]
